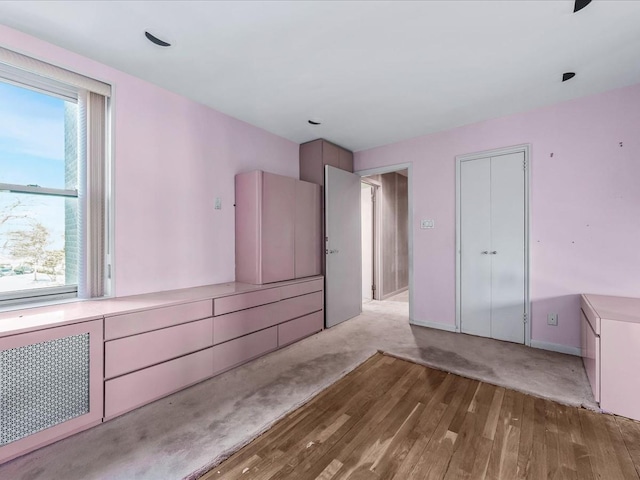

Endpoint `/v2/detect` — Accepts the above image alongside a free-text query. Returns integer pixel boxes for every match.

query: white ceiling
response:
[0,1,639,152]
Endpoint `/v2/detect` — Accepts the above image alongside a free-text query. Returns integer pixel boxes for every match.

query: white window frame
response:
[0,51,112,309]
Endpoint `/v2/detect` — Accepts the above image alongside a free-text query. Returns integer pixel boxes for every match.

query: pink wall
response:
[0,25,298,297]
[356,83,640,351]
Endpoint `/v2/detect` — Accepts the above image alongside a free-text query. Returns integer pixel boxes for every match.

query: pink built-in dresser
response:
[581,294,640,421]
[0,276,323,464]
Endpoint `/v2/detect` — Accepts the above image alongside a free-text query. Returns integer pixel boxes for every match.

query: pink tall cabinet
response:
[581,294,640,421]
[299,139,354,186]
[235,170,322,284]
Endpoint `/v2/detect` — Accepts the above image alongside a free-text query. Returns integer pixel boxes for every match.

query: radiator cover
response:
[1,333,90,446]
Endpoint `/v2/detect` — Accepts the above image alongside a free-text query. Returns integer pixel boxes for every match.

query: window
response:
[0,48,111,306]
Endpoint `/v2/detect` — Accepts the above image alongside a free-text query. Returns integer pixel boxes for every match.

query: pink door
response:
[295,180,322,278]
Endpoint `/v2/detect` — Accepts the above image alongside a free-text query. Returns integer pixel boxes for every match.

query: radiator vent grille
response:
[1,333,90,446]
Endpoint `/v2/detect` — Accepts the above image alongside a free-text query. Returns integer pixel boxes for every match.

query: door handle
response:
[481,251,489,255]
[327,249,339,254]
[490,251,497,255]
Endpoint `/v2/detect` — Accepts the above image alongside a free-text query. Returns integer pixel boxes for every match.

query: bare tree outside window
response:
[5,222,51,282]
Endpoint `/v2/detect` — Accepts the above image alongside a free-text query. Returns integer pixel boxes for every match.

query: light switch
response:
[421,219,435,229]
[214,197,222,210]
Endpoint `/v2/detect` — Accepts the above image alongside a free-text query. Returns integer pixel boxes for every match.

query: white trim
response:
[410,319,457,332]
[356,162,413,322]
[530,340,581,357]
[0,183,78,198]
[455,144,532,345]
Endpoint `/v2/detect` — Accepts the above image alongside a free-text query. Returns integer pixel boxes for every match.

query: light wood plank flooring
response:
[202,353,640,480]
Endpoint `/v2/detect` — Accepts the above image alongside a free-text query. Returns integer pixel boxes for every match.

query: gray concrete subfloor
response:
[0,300,596,480]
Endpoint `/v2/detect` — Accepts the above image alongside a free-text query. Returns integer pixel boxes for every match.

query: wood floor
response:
[202,353,640,480]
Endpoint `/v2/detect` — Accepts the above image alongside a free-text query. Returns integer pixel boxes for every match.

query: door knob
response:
[490,251,497,255]
[481,251,489,255]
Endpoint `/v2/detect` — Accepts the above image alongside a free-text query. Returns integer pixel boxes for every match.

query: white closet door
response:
[490,152,526,343]
[460,157,492,338]
[459,151,526,344]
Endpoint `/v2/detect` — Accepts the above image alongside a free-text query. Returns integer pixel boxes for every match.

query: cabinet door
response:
[262,172,296,283]
[322,141,341,168]
[295,180,322,278]
[339,148,354,172]
[299,140,324,186]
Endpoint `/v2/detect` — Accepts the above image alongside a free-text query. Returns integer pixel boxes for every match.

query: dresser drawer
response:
[104,300,212,340]
[280,291,323,320]
[214,301,280,345]
[213,327,277,375]
[105,318,214,379]
[280,278,323,300]
[278,311,323,347]
[213,291,324,344]
[104,347,214,419]
[213,288,281,316]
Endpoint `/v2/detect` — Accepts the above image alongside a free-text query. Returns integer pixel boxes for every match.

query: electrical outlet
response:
[547,313,558,326]
[421,219,435,229]
[214,197,222,210]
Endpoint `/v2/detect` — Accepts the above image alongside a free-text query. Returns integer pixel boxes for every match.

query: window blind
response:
[77,91,107,299]
[0,46,111,97]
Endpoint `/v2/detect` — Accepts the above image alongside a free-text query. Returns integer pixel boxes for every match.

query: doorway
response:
[456,145,530,345]
[361,181,375,302]
[360,168,410,310]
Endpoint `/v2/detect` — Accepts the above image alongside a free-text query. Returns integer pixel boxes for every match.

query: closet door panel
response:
[460,158,492,337]
[490,152,526,343]
[262,173,296,283]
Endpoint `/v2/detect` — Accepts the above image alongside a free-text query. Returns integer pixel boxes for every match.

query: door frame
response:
[355,162,413,322]
[360,178,381,300]
[455,144,531,346]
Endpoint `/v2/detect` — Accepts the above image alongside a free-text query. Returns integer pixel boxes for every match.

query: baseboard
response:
[530,340,581,357]
[410,319,457,332]
[381,287,408,300]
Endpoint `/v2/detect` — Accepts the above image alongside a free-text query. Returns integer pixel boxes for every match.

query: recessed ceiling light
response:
[574,0,592,13]
[562,72,576,82]
[145,31,171,47]
[308,120,322,126]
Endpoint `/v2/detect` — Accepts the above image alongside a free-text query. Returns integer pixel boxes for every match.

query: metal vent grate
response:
[1,333,90,446]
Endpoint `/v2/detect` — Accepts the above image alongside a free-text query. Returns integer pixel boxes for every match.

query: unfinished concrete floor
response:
[0,300,596,480]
